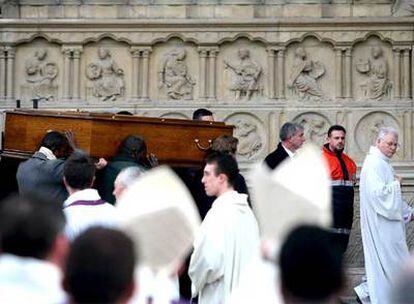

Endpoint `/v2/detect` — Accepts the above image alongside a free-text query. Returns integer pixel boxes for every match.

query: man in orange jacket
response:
[322,125,357,256]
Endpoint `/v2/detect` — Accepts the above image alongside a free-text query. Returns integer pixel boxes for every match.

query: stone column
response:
[266,47,276,99]
[334,48,343,98]
[344,48,352,98]
[198,47,208,100]
[72,48,82,101]
[0,48,6,100]
[208,48,219,101]
[130,48,141,100]
[5,47,15,101]
[402,48,411,99]
[393,48,402,99]
[276,48,285,99]
[404,111,412,159]
[141,48,151,101]
[62,47,72,100]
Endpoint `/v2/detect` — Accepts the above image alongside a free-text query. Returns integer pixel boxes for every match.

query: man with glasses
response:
[355,127,413,304]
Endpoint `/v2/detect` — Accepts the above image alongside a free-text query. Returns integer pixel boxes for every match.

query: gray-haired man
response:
[264,122,305,170]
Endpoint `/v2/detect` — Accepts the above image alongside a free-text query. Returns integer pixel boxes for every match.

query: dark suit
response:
[16,152,68,205]
[264,142,290,170]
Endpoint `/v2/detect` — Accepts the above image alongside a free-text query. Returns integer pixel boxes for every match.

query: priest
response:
[356,127,413,304]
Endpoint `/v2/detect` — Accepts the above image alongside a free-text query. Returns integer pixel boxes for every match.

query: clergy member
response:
[356,127,413,304]
[189,152,260,304]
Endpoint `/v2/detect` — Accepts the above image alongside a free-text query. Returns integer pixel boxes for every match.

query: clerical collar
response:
[282,144,295,158]
[369,146,390,162]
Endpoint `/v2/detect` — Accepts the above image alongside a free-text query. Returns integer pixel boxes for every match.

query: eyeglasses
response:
[382,140,401,149]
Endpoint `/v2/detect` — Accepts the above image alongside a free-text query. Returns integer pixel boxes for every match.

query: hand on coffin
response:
[64,130,78,150]
[147,153,159,168]
[95,158,108,170]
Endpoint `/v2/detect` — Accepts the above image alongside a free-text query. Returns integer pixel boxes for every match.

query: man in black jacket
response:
[264,122,305,170]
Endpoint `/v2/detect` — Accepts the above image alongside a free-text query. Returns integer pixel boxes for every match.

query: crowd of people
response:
[0,108,412,304]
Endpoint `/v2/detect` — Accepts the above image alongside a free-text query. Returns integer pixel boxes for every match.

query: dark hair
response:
[212,135,239,155]
[64,153,95,190]
[117,135,147,164]
[192,108,213,120]
[65,227,136,304]
[279,225,344,302]
[327,125,347,137]
[0,194,65,259]
[40,131,70,154]
[205,152,239,187]
[279,122,304,141]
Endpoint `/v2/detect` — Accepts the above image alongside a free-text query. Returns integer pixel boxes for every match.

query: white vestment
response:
[188,190,260,304]
[0,254,66,304]
[64,188,119,240]
[358,146,412,304]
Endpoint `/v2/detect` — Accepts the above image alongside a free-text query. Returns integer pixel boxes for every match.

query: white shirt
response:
[357,146,412,304]
[64,188,119,240]
[0,254,66,304]
[282,144,295,158]
[189,190,260,304]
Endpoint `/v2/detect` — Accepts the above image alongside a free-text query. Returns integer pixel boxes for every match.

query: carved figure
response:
[86,48,125,101]
[288,47,326,101]
[158,48,195,100]
[25,49,58,100]
[224,48,262,101]
[233,119,263,159]
[356,45,391,100]
[298,117,327,146]
[392,0,414,16]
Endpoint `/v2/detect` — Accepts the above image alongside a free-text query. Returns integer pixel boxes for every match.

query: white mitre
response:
[250,143,332,245]
[116,166,201,272]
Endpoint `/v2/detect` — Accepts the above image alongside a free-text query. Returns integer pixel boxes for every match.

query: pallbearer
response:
[322,125,357,255]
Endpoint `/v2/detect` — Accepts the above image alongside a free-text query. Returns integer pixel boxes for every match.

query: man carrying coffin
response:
[356,127,413,304]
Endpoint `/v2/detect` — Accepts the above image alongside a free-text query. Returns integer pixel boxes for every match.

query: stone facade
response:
[1,1,414,271]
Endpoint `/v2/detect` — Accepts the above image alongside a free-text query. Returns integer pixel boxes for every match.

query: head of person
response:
[327,125,347,152]
[63,153,96,193]
[376,127,399,158]
[63,227,136,304]
[211,135,239,156]
[192,108,214,122]
[113,166,144,202]
[0,194,67,267]
[279,225,344,304]
[40,130,71,159]
[202,152,239,197]
[279,122,305,153]
[117,135,148,165]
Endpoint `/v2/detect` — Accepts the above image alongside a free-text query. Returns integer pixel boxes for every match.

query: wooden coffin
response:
[1,110,233,167]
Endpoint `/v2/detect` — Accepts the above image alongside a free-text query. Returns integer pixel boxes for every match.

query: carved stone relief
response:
[86,47,125,101]
[217,39,266,102]
[223,48,262,101]
[159,112,189,119]
[158,48,195,100]
[22,48,58,101]
[355,44,392,100]
[392,0,414,16]
[293,112,330,146]
[285,38,333,102]
[150,39,198,101]
[225,113,265,161]
[352,37,393,101]
[354,112,401,159]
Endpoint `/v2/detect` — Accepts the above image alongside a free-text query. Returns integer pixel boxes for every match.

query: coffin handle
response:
[194,139,212,151]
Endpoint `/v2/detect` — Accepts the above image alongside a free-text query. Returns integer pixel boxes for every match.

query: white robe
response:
[358,146,412,304]
[188,190,260,304]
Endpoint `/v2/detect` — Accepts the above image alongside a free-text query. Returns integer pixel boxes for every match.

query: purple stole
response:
[64,199,106,209]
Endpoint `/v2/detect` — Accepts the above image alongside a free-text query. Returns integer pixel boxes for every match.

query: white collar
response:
[38,147,56,160]
[63,188,101,208]
[369,146,390,163]
[281,144,295,158]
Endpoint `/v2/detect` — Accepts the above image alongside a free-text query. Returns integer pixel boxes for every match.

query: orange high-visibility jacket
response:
[322,146,357,182]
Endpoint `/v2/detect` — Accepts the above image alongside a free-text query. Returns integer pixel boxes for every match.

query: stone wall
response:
[1,1,414,268]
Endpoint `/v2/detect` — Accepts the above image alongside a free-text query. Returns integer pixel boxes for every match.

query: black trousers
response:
[332,186,354,255]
